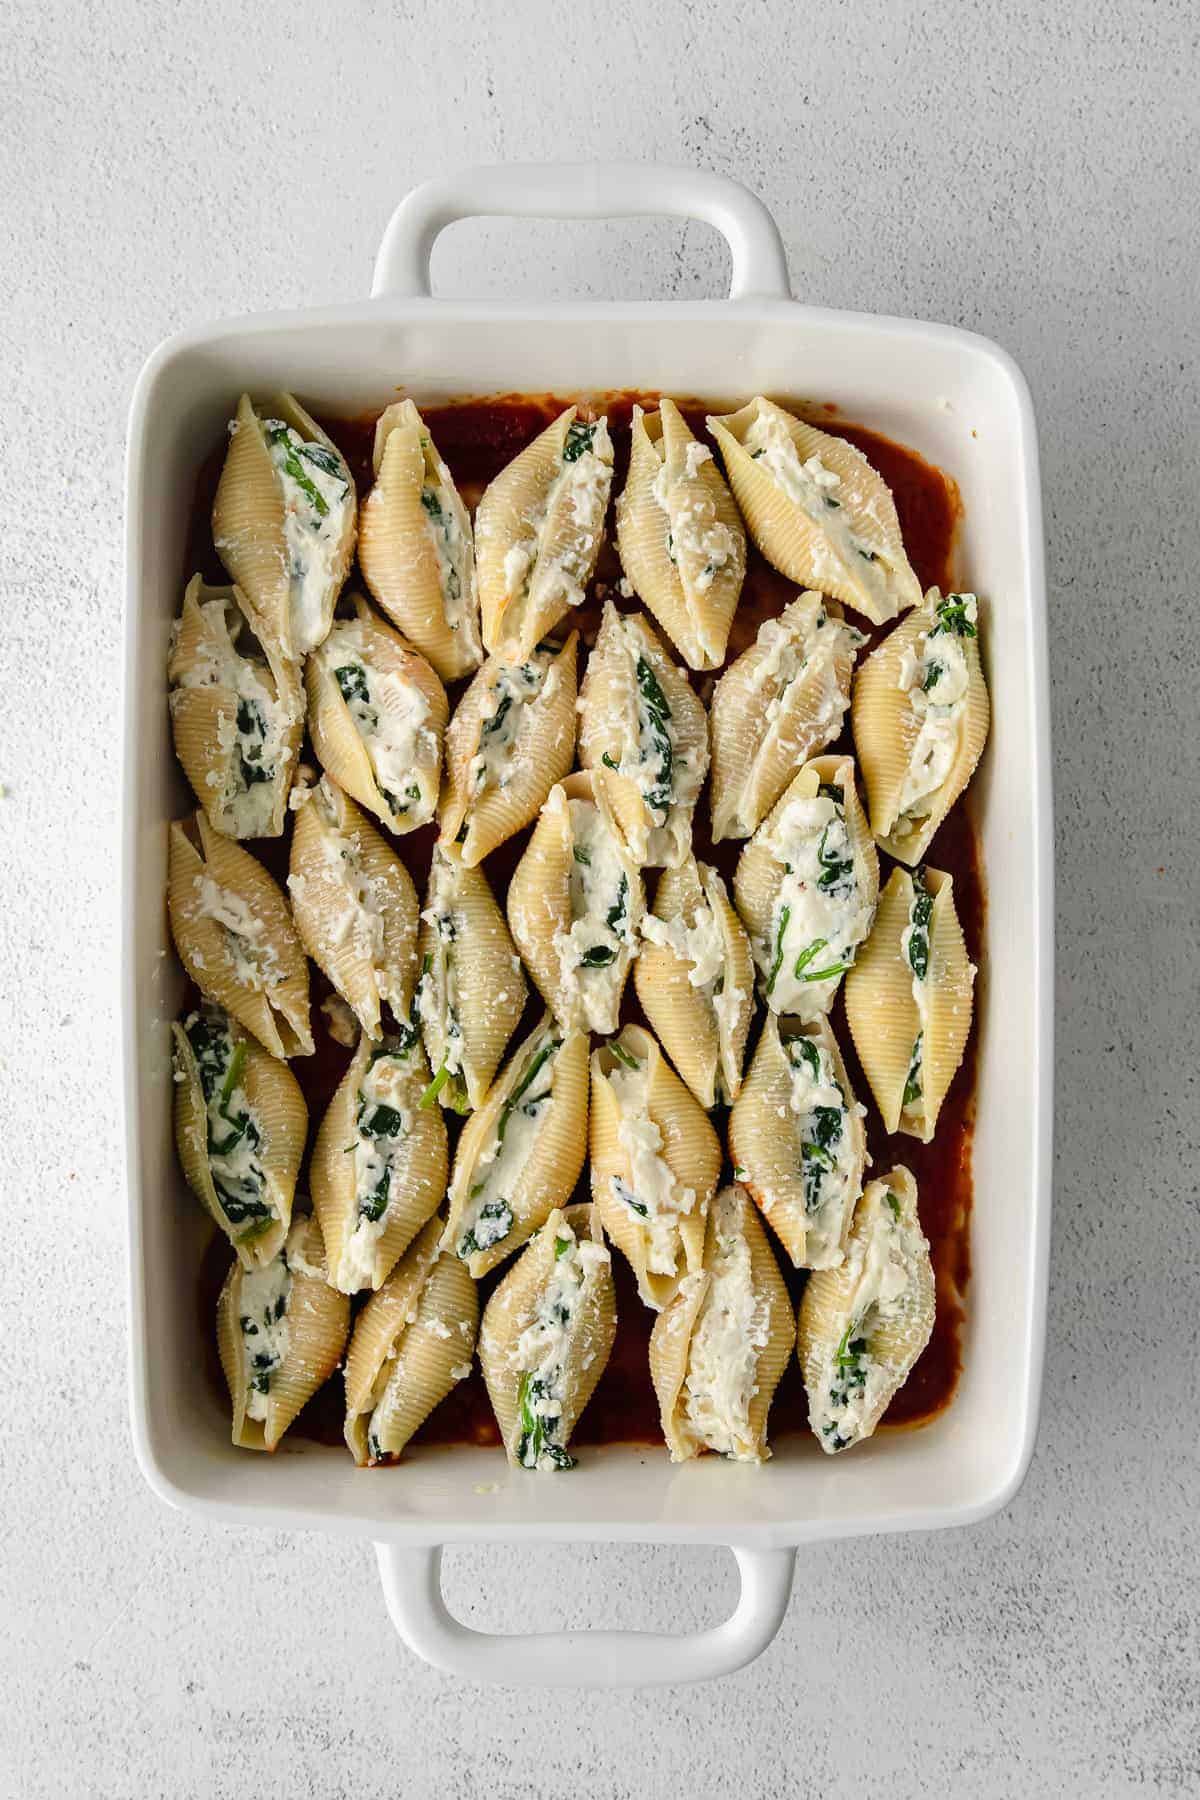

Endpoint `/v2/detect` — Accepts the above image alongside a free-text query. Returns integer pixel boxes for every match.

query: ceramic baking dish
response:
[123,161,1052,1687]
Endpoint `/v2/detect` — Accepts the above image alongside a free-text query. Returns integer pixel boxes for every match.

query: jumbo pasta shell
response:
[343,1217,480,1464]
[172,1003,307,1269]
[168,574,304,839]
[634,857,754,1108]
[439,632,578,866]
[614,399,745,669]
[442,1015,590,1277]
[707,398,921,625]
[589,1025,721,1310]
[648,1185,792,1463]
[216,1214,349,1452]
[709,591,862,842]
[475,407,614,656]
[733,753,879,1023]
[287,773,419,1040]
[310,1032,447,1295]
[797,1169,935,1454]
[168,812,313,1058]
[358,399,482,681]
[842,864,974,1141]
[506,771,644,1034]
[211,392,357,659]
[576,601,710,868]
[417,845,526,1112]
[305,596,448,835]
[478,1203,616,1469]
[728,1013,866,1269]
[851,587,990,865]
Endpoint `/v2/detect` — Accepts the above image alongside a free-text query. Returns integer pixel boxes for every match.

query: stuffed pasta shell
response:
[577,602,709,868]
[305,596,448,835]
[734,754,878,1023]
[168,574,303,840]
[358,399,482,681]
[216,1213,350,1452]
[589,1025,722,1310]
[634,857,753,1108]
[168,812,312,1058]
[728,1014,867,1269]
[310,1029,447,1295]
[343,1217,479,1465]
[287,773,419,1041]
[479,1204,616,1471]
[172,1002,307,1267]
[475,407,613,657]
[852,589,990,865]
[439,632,578,866]
[507,772,644,1034]
[614,398,745,669]
[843,864,974,1142]
[212,392,356,659]
[707,398,921,625]
[709,591,864,842]
[443,1015,589,1277]
[417,846,526,1113]
[649,1185,792,1463]
[797,1168,934,1454]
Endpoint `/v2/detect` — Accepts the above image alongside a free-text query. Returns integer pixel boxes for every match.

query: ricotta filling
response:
[608,1057,697,1276]
[639,883,745,1086]
[419,453,479,649]
[469,652,552,795]
[261,418,352,654]
[455,1031,560,1260]
[513,1221,608,1470]
[239,1247,292,1421]
[193,875,281,993]
[785,1034,861,1262]
[750,606,863,742]
[895,593,978,824]
[899,869,933,1130]
[502,417,613,616]
[328,634,434,824]
[682,1193,767,1456]
[171,599,288,836]
[651,439,737,594]
[603,621,703,859]
[338,1049,412,1290]
[417,863,466,1106]
[742,406,893,607]
[556,797,635,1030]
[808,1190,919,1452]
[291,780,387,971]
[181,1008,275,1240]
[759,787,872,1019]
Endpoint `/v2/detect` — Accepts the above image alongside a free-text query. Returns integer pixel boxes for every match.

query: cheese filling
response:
[651,438,737,593]
[640,874,746,1093]
[742,406,894,607]
[181,1007,275,1241]
[751,605,864,738]
[556,796,636,1030]
[238,1245,292,1421]
[455,1030,560,1260]
[899,868,933,1129]
[758,784,873,1019]
[193,875,282,993]
[170,598,290,836]
[289,778,387,972]
[419,449,479,650]
[808,1188,924,1452]
[513,1220,608,1470]
[502,417,613,616]
[328,630,434,824]
[469,651,553,795]
[602,619,703,860]
[895,593,979,824]
[607,1054,697,1276]
[784,1034,861,1263]
[261,418,352,654]
[337,1046,413,1289]
[417,858,467,1109]
[681,1191,768,1457]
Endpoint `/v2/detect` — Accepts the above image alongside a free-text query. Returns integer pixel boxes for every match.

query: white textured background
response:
[2,0,1198,1794]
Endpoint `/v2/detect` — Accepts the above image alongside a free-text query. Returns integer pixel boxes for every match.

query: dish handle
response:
[373,1541,795,1688]
[371,162,790,303]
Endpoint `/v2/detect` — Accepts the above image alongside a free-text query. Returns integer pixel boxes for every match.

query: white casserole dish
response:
[123,162,1053,1687]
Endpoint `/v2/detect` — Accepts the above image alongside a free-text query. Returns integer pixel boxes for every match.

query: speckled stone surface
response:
[3,0,1198,1794]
